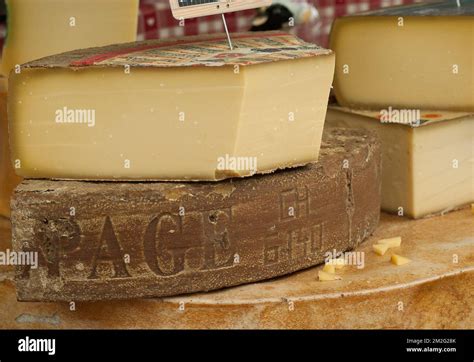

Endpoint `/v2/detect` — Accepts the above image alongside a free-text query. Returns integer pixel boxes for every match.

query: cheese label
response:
[329,104,474,128]
[23,32,332,70]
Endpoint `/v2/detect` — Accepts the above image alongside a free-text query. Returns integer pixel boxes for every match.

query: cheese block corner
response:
[9,32,335,181]
[330,2,474,111]
[325,106,474,218]
[1,0,140,77]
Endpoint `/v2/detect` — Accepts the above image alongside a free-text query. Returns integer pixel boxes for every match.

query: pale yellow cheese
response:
[326,108,474,219]
[391,254,411,266]
[330,16,474,111]
[1,0,139,77]
[373,244,389,256]
[9,55,335,180]
[322,264,336,274]
[318,271,341,281]
[378,236,402,248]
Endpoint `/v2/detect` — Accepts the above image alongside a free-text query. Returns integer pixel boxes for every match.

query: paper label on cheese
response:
[23,32,332,70]
[329,104,474,128]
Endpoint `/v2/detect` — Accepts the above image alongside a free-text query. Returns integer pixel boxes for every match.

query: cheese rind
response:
[330,7,474,111]
[9,33,335,181]
[326,108,474,219]
[1,0,139,77]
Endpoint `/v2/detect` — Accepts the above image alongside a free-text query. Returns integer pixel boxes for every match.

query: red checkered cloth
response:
[138,0,421,47]
[0,0,421,53]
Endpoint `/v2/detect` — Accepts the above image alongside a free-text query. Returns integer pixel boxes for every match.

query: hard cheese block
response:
[330,1,474,111]
[325,107,474,218]
[0,78,21,217]
[1,0,139,76]
[9,32,335,181]
[12,128,381,301]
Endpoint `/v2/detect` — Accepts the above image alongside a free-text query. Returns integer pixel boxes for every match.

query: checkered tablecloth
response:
[0,0,420,52]
[137,0,420,47]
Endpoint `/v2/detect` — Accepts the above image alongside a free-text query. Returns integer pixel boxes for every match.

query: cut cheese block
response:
[0,78,22,218]
[8,32,335,181]
[329,2,474,111]
[12,128,381,301]
[325,106,474,219]
[1,0,139,77]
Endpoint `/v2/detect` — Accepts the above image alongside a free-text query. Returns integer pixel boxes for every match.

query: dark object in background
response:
[251,4,293,31]
[0,0,5,20]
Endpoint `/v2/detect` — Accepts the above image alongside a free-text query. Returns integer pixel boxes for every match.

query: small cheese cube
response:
[378,237,402,248]
[391,254,411,266]
[373,244,390,256]
[318,271,342,281]
[322,264,336,274]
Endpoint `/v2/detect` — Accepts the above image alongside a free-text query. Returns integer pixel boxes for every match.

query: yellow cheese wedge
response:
[378,237,402,248]
[326,108,474,219]
[318,271,342,281]
[391,254,411,266]
[373,244,390,256]
[9,33,335,181]
[330,2,474,111]
[1,0,139,77]
[322,264,336,274]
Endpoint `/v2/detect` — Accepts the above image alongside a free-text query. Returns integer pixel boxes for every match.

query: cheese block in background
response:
[1,0,140,77]
[0,78,21,218]
[9,33,335,181]
[329,1,474,111]
[325,106,474,219]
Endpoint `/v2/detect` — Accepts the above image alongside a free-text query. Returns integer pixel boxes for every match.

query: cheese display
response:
[325,106,474,219]
[12,128,381,301]
[0,0,139,77]
[330,1,474,111]
[8,32,335,181]
[0,78,21,217]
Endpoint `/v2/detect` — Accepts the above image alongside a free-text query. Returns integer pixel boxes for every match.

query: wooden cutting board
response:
[0,208,472,329]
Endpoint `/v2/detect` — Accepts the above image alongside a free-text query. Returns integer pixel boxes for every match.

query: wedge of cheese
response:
[9,32,335,181]
[1,0,139,77]
[330,1,474,111]
[0,78,21,218]
[325,106,474,219]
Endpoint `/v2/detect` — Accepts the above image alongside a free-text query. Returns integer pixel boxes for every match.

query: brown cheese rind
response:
[12,128,381,301]
[20,31,333,71]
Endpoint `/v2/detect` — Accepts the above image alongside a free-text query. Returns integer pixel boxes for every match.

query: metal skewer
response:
[221,13,234,50]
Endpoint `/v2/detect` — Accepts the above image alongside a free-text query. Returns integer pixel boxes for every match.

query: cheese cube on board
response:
[330,2,474,111]
[9,33,335,181]
[0,78,21,218]
[1,0,139,77]
[325,106,474,219]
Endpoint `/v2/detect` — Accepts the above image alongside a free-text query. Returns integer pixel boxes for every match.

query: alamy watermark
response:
[0,249,38,269]
[55,106,96,127]
[18,337,55,355]
[216,154,258,173]
[379,106,421,127]
[324,249,365,269]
